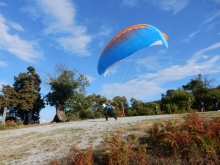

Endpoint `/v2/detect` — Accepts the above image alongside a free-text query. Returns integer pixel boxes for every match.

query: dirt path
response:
[0,115,175,165]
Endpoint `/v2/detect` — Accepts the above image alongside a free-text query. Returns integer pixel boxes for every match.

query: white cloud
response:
[182,30,199,43]
[137,56,160,70]
[7,20,24,31]
[20,6,41,20]
[97,26,112,50]
[203,10,220,24]
[194,42,220,56]
[40,119,50,124]
[86,75,96,83]
[136,49,168,71]
[33,0,92,56]
[0,14,43,62]
[58,34,91,56]
[0,61,8,67]
[151,0,189,14]
[100,43,220,100]
[38,0,76,34]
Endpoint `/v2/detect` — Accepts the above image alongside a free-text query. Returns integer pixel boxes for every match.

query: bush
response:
[126,109,137,116]
[66,113,80,121]
[51,112,220,164]
[6,120,17,128]
[16,120,23,126]
[148,113,220,164]
[0,123,6,130]
[51,143,93,165]
[101,133,148,165]
[79,109,95,119]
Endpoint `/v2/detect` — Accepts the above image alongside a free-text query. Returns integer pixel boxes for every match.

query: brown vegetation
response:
[52,112,220,165]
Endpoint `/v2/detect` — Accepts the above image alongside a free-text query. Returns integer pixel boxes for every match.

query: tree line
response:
[0,65,220,124]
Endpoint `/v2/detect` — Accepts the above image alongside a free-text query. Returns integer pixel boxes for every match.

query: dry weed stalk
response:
[68,143,93,165]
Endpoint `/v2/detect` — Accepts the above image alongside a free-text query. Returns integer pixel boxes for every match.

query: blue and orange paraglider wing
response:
[97,24,168,76]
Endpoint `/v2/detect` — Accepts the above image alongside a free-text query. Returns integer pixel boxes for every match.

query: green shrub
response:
[79,109,95,119]
[126,109,137,116]
[16,120,23,126]
[0,123,6,130]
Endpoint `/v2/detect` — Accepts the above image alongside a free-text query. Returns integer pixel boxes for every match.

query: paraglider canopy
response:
[97,24,168,77]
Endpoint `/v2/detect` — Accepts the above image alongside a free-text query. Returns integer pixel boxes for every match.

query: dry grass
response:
[1,112,220,165]
[0,127,84,164]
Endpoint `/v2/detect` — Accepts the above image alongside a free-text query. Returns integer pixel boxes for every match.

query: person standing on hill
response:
[213,96,219,111]
[199,101,205,112]
[120,102,126,117]
[155,106,159,115]
[102,103,117,121]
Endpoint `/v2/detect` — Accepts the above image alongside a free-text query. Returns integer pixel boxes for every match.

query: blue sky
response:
[0,0,220,122]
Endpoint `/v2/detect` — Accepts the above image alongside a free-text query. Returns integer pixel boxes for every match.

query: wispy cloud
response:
[0,61,8,67]
[20,6,41,21]
[97,26,112,49]
[0,2,7,6]
[0,14,43,62]
[7,20,24,31]
[182,30,199,43]
[86,75,96,83]
[101,43,220,100]
[151,0,189,14]
[137,56,160,71]
[136,49,169,71]
[213,0,220,4]
[193,42,220,56]
[203,10,220,24]
[98,40,105,48]
[0,80,8,88]
[29,0,92,56]
[98,26,112,37]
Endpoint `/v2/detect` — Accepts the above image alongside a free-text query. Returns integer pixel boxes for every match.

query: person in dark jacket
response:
[102,103,117,121]
[199,101,205,112]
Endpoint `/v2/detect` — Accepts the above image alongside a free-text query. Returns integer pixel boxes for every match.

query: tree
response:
[12,66,43,124]
[182,74,215,111]
[31,93,45,123]
[82,94,108,119]
[161,88,193,113]
[0,85,18,123]
[112,96,129,109]
[45,64,90,122]
[130,98,148,116]
[65,93,108,120]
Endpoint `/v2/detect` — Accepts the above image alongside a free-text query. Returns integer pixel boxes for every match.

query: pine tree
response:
[13,66,44,124]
